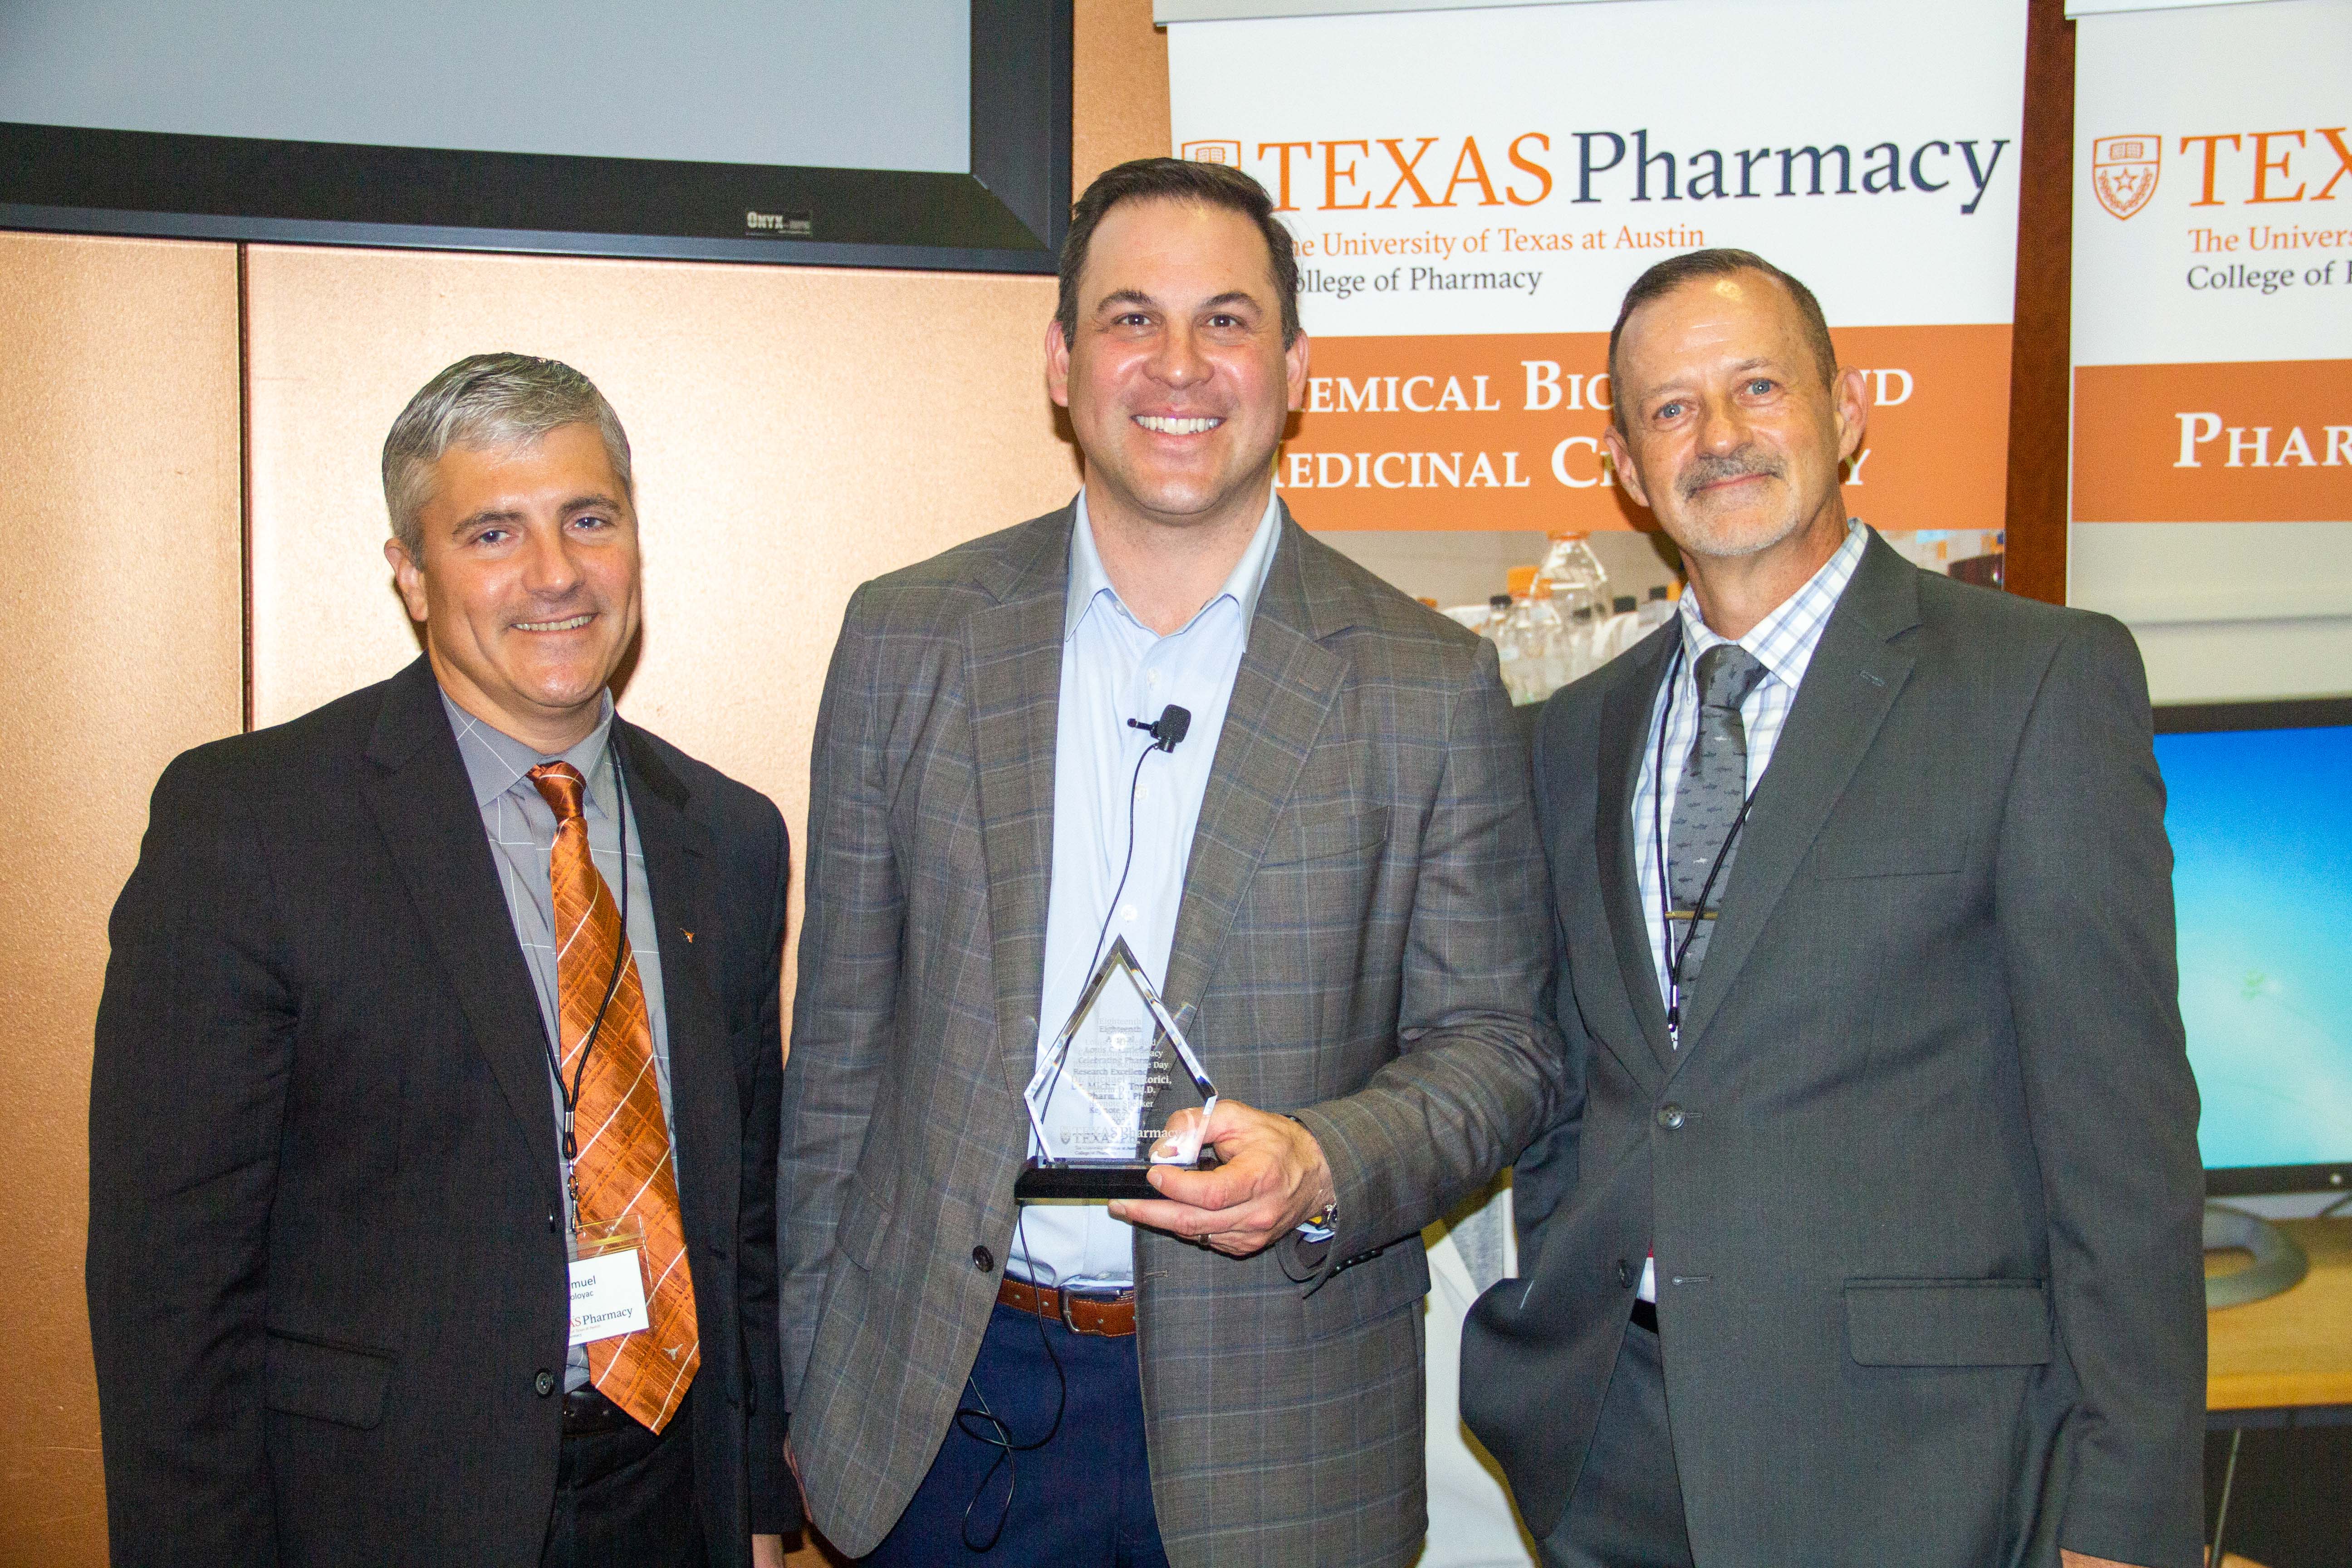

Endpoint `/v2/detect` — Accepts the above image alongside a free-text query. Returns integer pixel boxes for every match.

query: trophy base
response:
[1014,1157,1212,1203]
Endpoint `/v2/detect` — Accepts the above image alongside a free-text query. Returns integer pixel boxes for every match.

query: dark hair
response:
[1056,157,1302,349]
[1606,248,1838,432]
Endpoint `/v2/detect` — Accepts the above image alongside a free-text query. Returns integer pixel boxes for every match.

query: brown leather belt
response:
[997,1276,1137,1337]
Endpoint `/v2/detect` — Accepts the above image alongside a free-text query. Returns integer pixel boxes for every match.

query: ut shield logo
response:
[2092,135,2161,219]
[1181,140,1242,166]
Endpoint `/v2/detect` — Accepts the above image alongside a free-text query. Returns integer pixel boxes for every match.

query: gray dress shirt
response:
[442,689,675,1393]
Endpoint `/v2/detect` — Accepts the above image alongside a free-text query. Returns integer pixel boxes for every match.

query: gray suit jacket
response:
[1463,533,2206,1568]
[779,501,1561,1565]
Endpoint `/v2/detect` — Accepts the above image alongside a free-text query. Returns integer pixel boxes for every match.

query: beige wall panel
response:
[0,233,243,1568]
[244,246,1082,1006]
[1075,0,1173,187]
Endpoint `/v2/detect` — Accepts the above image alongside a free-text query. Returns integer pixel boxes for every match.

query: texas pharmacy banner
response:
[2070,0,2352,540]
[1165,0,2029,532]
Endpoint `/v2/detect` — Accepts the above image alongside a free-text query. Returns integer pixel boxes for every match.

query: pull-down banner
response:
[2070,0,2352,527]
[1167,0,2029,534]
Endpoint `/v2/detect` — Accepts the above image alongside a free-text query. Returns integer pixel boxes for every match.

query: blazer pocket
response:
[1807,833,1968,880]
[836,1175,894,1273]
[1260,804,1390,869]
[1844,1278,2052,1367]
[263,1332,395,1429]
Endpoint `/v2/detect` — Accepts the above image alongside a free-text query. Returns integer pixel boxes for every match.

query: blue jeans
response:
[865,1302,1169,1567]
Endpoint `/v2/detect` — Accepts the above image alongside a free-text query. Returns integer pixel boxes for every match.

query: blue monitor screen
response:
[2153,714,2352,1186]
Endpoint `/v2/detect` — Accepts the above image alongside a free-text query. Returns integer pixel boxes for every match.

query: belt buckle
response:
[1058,1284,1126,1336]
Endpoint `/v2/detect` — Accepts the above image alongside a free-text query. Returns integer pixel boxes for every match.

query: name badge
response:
[568,1215,650,1347]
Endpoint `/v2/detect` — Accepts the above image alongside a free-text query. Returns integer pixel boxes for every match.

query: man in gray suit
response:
[1463,250,2206,1568]
[780,158,1559,1566]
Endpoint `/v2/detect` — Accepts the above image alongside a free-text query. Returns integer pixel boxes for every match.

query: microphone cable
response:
[952,1208,1067,1552]
[957,705,1189,1549]
[1038,706,1188,1124]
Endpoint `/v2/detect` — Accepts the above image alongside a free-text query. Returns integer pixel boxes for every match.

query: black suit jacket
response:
[1463,534,2206,1568]
[87,657,794,1568]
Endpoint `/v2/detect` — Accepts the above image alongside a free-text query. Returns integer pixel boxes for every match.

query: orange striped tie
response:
[529,761,698,1433]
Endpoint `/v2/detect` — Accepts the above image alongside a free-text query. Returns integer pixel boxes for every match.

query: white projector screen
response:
[0,0,970,174]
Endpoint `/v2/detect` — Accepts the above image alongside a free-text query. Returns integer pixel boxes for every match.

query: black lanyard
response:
[542,747,632,1216]
[1650,640,1759,1049]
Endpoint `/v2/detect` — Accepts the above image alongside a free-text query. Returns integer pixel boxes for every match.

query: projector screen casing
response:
[0,0,1070,274]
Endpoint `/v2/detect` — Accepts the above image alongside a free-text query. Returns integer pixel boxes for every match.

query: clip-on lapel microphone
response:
[1127,705,1192,754]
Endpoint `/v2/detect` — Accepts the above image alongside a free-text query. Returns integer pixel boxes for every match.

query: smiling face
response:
[1047,197,1308,537]
[1602,270,1867,564]
[385,421,641,753]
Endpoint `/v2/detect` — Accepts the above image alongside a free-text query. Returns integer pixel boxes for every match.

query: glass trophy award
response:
[1016,936,1219,1202]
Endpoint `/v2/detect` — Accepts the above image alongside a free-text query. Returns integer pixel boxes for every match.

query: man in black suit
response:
[87,354,796,1568]
[1463,252,2205,1568]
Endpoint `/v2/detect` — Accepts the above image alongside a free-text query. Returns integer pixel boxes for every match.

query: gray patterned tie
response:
[1666,644,1769,997]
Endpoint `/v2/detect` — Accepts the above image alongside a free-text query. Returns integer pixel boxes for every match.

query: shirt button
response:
[1147,670,1161,686]
[534,1369,557,1397]
[972,1245,995,1274]
[1121,904,1137,923]
[1656,1104,1687,1131]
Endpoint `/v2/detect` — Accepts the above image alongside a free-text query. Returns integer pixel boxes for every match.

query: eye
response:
[473,525,512,547]
[1653,399,1688,421]
[1742,377,1776,396]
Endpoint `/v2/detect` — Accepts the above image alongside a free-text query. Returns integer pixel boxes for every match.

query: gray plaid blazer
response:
[779,501,1562,1565]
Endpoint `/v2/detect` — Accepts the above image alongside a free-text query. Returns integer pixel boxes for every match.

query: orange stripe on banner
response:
[1273,324,2013,532]
[2073,360,2352,523]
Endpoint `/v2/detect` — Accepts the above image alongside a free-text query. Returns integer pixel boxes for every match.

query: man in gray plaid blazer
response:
[779,159,1561,1566]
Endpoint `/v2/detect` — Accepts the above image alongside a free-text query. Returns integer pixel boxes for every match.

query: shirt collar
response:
[441,687,618,817]
[1676,518,1868,691]
[1064,487,1283,643]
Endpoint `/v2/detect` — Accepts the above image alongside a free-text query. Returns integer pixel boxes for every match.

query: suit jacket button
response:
[1616,1259,1632,1288]
[1656,1104,1686,1131]
[534,1369,557,1397]
[972,1245,995,1274]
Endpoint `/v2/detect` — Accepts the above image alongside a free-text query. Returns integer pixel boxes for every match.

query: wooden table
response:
[2208,1216,2352,1417]
[2203,1218,2349,1568]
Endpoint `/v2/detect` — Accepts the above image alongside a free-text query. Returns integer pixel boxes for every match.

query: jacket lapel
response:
[613,723,737,1229]
[1593,624,1679,1081]
[1161,511,1349,1038]
[967,509,1079,1109]
[360,658,563,1202]
[1669,533,1921,1068]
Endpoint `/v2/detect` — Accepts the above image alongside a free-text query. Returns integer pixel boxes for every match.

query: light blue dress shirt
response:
[1624,516,1865,1302]
[1006,489,1283,1290]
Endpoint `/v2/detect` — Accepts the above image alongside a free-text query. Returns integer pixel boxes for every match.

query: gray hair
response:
[382,353,634,556]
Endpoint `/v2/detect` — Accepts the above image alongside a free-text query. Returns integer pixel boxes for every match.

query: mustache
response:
[1679,450,1784,500]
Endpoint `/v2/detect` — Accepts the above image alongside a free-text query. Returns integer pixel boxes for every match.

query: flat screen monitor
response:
[2153,696,2352,1198]
[0,0,1068,274]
